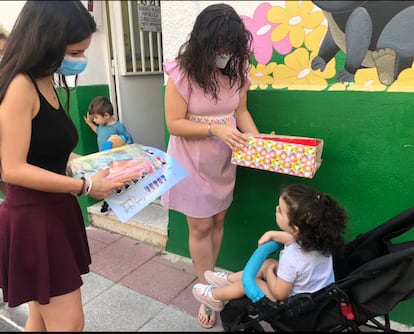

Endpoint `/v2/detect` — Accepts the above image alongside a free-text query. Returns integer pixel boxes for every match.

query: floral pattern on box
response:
[231,134,324,179]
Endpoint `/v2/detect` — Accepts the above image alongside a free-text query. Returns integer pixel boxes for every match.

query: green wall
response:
[165,89,414,326]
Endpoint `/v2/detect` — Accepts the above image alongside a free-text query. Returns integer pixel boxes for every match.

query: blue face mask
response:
[56,55,88,76]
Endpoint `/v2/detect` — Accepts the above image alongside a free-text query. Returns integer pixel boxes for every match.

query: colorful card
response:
[67,144,188,222]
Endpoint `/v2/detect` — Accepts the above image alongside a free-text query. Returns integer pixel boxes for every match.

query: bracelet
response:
[77,177,86,196]
[85,177,93,195]
[207,123,213,137]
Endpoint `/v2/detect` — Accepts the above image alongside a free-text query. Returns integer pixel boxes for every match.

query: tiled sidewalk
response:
[86,226,205,319]
[2,226,413,332]
[0,226,223,332]
[84,226,225,331]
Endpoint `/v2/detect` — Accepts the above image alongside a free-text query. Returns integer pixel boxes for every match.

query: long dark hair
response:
[0,0,96,108]
[177,3,252,101]
[281,184,347,256]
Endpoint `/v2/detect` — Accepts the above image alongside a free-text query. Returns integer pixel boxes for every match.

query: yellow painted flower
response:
[388,64,414,92]
[328,82,348,91]
[267,0,325,48]
[272,48,335,90]
[249,62,277,90]
[304,25,327,52]
[347,68,387,92]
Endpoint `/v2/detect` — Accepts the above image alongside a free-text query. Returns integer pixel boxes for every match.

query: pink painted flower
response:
[241,2,292,64]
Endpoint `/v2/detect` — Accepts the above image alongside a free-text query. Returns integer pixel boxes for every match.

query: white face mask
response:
[215,54,232,69]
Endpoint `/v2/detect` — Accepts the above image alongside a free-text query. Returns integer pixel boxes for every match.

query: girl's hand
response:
[265,261,277,274]
[261,259,278,281]
[258,231,273,246]
[87,168,125,200]
[258,230,295,246]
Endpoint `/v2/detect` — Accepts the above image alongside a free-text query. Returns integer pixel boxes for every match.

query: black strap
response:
[27,74,42,95]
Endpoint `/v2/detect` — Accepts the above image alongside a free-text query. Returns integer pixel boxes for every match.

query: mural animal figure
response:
[311,1,414,85]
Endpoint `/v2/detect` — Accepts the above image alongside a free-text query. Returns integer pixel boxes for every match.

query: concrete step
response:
[87,198,168,249]
[0,198,169,250]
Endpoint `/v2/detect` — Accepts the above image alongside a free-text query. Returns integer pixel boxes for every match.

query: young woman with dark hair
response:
[0,1,125,331]
[160,3,260,329]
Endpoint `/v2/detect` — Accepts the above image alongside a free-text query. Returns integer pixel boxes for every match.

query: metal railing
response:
[125,0,163,74]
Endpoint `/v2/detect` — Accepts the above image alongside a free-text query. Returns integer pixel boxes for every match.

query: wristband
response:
[77,177,86,196]
[207,123,213,137]
[85,177,93,195]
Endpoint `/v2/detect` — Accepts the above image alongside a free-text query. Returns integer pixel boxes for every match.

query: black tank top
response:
[27,77,78,174]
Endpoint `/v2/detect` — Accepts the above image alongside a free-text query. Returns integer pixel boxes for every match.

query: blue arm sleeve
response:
[241,240,282,303]
[101,141,113,151]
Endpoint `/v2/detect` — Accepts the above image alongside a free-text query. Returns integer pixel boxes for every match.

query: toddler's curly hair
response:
[281,184,347,256]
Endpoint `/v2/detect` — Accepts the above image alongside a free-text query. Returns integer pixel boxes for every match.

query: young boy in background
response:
[84,96,134,213]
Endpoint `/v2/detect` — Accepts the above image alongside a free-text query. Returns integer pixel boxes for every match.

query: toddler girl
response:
[192,183,347,311]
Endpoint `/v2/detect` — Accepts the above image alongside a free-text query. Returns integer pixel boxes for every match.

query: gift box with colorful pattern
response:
[231,134,324,178]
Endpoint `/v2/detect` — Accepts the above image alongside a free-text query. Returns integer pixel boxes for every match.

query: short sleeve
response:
[163,59,191,103]
[116,122,134,144]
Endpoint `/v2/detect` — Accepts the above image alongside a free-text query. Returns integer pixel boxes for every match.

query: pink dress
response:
[161,59,250,218]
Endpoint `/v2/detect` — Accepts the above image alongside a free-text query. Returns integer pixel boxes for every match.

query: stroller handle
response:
[242,240,282,302]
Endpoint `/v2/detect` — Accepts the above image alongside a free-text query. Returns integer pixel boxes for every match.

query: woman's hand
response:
[212,124,251,150]
[69,152,82,161]
[87,168,125,200]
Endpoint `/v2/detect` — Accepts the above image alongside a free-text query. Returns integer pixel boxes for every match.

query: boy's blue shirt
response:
[96,121,134,151]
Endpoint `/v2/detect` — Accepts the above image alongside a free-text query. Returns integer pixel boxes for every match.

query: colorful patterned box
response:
[231,134,324,178]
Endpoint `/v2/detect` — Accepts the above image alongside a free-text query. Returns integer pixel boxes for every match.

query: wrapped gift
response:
[231,134,324,178]
[66,144,163,184]
[66,144,188,223]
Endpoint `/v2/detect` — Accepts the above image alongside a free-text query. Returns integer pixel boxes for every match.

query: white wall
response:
[0,0,109,86]
[77,0,110,86]
[0,1,25,32]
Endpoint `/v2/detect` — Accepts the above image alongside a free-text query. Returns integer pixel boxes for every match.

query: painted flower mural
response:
[249,62,278,90]
[388,64,414,92]
[241,0,413,92]
[272,48,335,91]
[266,0,325,49]
[240,2,292,64]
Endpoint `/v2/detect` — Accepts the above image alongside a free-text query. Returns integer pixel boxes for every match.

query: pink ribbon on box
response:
[253,135,319,146]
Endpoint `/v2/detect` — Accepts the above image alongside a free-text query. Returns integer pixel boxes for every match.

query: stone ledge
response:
[87,199,168,250]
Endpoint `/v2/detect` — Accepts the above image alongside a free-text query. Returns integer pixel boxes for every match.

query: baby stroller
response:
[220,207,414,332]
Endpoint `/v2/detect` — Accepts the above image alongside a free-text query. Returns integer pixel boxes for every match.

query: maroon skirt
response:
[0,184,91,307]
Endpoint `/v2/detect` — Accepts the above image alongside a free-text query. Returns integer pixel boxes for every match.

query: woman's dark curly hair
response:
[176,3,252,101]
[281,184,347,256]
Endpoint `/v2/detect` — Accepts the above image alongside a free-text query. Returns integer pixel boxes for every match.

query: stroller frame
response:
[220,207,414,332]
